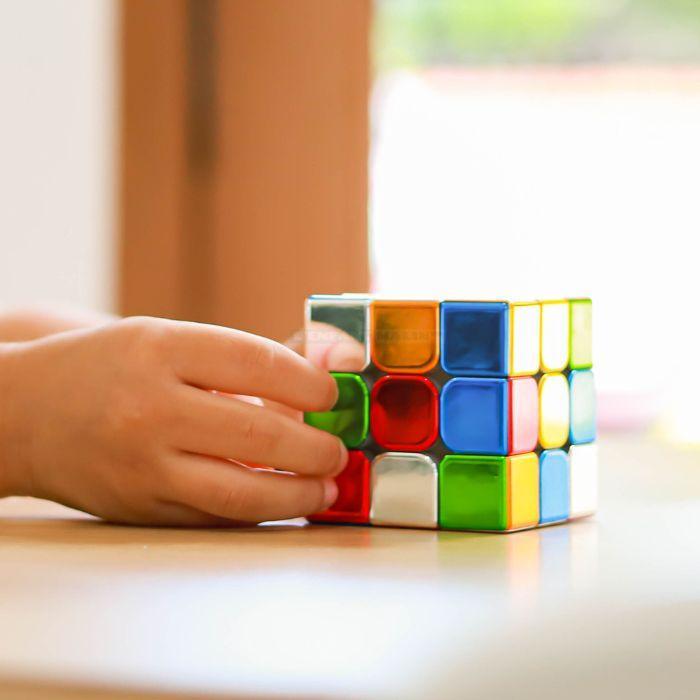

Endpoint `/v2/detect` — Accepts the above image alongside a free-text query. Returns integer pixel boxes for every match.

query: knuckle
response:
[240,413,277,454]
[216,483,258,520]
[244,339,278,376]
[296,478,328,516]
[106,382,162,440]
[115,316,171,365]
[313,435,343,475]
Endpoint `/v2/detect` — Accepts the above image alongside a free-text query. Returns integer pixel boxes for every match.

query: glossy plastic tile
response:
[509,302,540,376]
[304,373,369,448]
[539,449,570,524]
[440,302,509,377]
[540,300,569,372]
[507,452,539,530]
[370,453,438,528]
[440,378,508,455]
[306,295,370,371]
[569,298,593,370]
[539,373,570,449]
[371,301,439,374]
[308,451,370,524]
[569,443,598,518]
[509,376,539,454]
[569,370,596,444]
[370,375,439,451]
[439,455,508,531]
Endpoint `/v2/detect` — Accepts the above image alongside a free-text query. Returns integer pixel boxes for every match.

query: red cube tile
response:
[508,376,538,454]
[307,451,370,524]
[370,375,439,451]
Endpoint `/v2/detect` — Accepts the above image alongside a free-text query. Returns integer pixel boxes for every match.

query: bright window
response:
[371,1,700,441]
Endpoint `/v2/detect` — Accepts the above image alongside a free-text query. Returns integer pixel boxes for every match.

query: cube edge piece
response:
[540,298,570,373]
[439,454,508,531]
[569,442,598,519]
[370,452,438,529]
[370,299,440,374]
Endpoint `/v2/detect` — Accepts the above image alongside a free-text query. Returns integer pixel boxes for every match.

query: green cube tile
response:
[439,455,508,531]
[569,299,593,370]
[304,373,369,448]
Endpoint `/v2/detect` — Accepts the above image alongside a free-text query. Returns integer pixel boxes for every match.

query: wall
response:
[0,0,115,312]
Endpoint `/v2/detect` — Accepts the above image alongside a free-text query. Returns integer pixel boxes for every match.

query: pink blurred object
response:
[598,392,658,432]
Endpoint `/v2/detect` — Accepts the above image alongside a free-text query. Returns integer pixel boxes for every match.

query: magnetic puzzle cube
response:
[304,295,597,532]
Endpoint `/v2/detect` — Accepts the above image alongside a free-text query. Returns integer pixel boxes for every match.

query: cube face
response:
[508,453,540,530]
[509,377,539,454]
[569,443,598,517]
[440,378,508,455]
[540,300,570,373]
[539,449,570,524]
[309,451,370,524]
[569,298,593,370]
[510,302,541,376]
[569,370,596,444]
[370,453,438,528]
[539,372,570,449]
[371,301,439,374]
[440,302,509,377]
[439,455,508,531]
[304,372,369,448]
[306,295,370,372]
[371,376,439,451]
[304,295,597,533]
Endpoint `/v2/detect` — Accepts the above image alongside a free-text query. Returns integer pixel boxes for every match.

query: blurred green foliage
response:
[375,0,700,69]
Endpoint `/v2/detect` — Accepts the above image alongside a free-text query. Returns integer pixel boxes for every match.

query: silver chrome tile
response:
[370,452,438,529]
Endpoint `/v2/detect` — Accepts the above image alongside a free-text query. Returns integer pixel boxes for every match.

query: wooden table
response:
[1,436,699,699]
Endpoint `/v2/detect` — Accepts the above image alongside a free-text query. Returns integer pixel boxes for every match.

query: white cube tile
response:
[569,443,598,518]
[370,453,438,529]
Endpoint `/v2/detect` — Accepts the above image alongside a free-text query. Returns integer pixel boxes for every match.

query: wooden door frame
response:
[119,0,371,341]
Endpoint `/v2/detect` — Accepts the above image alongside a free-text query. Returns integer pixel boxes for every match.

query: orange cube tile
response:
[371,301,439,373]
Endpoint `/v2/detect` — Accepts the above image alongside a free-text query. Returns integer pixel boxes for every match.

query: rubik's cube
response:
[304,295,597,532]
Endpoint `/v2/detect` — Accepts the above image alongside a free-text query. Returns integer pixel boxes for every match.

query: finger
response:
[123,501,244,528]
[172,385,348,476]
[167,321,337,411]
[302,321,367,371]
[164,454,338,523]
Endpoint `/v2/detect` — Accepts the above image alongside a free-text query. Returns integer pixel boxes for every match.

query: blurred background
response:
[0,0,698,446]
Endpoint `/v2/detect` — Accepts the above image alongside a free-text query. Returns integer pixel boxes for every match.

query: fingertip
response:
[333,440,349,476]
[315,370,338,412]
[321,478,339,510]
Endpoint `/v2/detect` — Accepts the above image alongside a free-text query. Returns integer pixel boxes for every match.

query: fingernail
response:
[322,478,339,509]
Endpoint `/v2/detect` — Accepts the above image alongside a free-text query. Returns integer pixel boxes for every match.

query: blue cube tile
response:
[539,449,570,524]
[440,302,509,377]
[440,378,508,455]
[569,370,596,444]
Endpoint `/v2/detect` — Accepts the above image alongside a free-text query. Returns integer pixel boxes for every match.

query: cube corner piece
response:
[305,294,371,372]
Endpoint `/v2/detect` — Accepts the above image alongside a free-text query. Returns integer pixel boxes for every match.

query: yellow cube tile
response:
[569,298,593,370]
[507,452,539,530]
[509,301,541,376]
[540,300,569,372]
[539,373,570,449]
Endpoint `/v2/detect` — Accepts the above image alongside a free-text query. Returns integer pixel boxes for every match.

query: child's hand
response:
[0,317,346,526]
